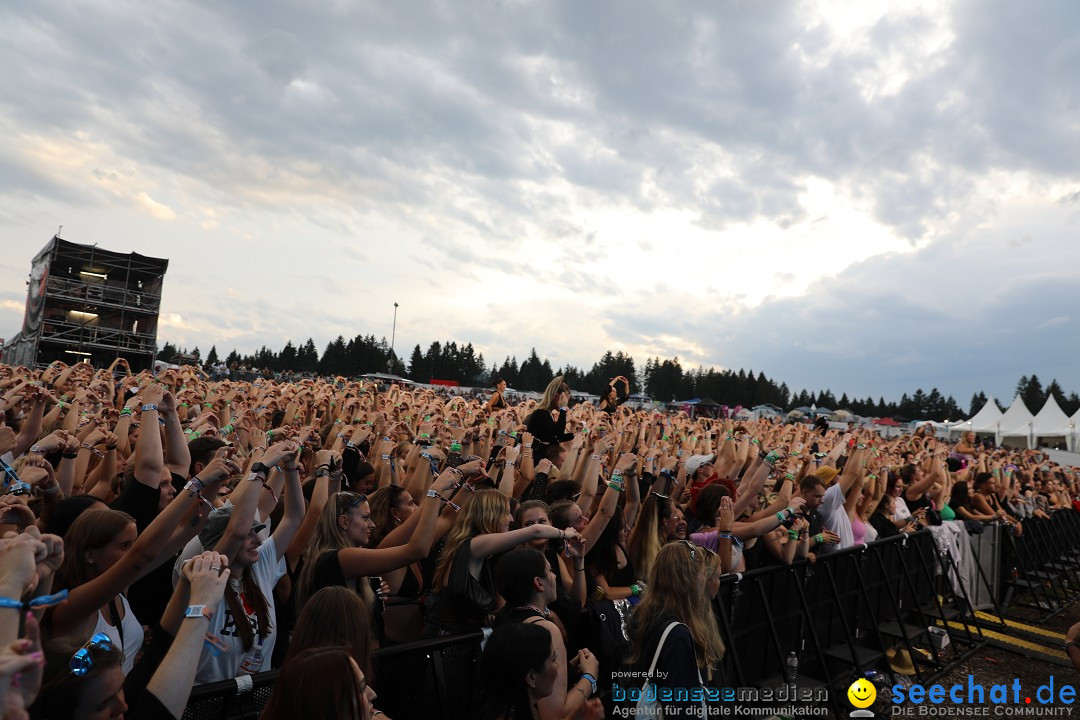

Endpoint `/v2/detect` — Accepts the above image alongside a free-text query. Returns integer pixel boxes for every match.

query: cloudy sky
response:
[2,0,1079,405]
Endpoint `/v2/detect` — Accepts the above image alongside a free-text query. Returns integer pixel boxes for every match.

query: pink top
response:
[851,515,867,545]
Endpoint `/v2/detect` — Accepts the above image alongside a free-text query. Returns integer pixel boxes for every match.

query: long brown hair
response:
[431,489,509,592]
[287,586,375,680]
[53,509,135,591]
[259,647,365,720]
[627,542,725,672]
[225,572,272,652]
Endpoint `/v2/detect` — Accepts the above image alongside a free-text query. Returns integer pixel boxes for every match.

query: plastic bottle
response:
[239,643,264,674]
[446,441,463,468]
[785,651,798,683]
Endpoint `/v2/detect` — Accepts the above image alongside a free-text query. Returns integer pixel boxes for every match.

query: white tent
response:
[950,396,1003,437]
[1032,395,1076,451]
[997,394,1034,448]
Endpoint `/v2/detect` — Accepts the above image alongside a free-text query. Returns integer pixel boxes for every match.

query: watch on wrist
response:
[250,461,271,477]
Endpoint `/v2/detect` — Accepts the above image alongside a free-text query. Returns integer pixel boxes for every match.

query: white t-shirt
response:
[893,496,913,523]
[817,483,854,549]
[194,536,286,684]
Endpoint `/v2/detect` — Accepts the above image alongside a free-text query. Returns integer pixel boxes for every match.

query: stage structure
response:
[2,236,168,372]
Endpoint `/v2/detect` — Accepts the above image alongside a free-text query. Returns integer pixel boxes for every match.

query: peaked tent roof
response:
[1032,395,1074,437]
[998,394,1035,437]
[955,397,1003,433]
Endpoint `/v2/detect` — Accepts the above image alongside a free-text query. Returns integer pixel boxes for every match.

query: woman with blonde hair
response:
[626,491,674,582]
[526,376,574,465]
[424,488,584,637]
[623,541,726,716]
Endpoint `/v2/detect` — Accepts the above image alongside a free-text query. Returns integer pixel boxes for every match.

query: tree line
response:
[155,338,1079,422]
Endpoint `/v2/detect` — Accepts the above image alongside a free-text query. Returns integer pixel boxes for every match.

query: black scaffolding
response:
[2,236,169,372]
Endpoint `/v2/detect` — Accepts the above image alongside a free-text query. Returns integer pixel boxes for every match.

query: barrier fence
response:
[182,509,1080,720]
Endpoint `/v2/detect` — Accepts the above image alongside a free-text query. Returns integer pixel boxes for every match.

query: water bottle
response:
[239,643,264,674]
[785,651,798,683]
[446,442,463,468]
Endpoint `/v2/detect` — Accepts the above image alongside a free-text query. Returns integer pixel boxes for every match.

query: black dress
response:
[526,407,574,459]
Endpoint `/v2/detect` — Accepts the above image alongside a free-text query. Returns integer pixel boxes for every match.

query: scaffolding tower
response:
[2,236,169,372]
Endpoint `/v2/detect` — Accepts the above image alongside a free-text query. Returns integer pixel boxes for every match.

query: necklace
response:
[229,575,244,592]
[516,603,549,619]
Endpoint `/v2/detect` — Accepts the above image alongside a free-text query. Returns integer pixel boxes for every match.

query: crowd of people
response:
[0,358,1077,719]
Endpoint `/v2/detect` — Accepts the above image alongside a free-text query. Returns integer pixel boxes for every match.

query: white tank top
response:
[91,594,144,676]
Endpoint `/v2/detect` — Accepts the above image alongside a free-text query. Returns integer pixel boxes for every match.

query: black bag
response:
[962,519,985,535]
[585,598,632,674]
[447,539,496,620]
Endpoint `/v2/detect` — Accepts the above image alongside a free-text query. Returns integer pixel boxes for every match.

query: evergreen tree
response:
[206,345,219,365]
[319,336,347,375]
[408,345,426,382]
[1045,379,1066,409]
[1020,374,1043,411]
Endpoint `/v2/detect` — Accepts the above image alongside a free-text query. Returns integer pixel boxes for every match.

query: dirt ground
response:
[927,602,1080,710]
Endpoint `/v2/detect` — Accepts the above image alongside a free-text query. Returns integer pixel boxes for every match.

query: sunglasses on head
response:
[678,539,698,561]
[342,493,368,512]
[69,632,114,677]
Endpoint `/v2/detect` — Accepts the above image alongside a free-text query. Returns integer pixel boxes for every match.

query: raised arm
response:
[146,551,230,717]
[269,452,305,563]
[158,390,191,478]
[335,467,463,578]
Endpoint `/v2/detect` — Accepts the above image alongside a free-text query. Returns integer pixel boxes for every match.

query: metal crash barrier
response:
[182,630,485,720]
[714,529,986,718]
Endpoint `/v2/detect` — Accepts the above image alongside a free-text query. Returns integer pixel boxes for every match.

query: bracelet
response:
[40,482,61,495]
[574,563,586,572]
[81,443,105,458]
[787,529,799,540]
[815,533,824,544]
[62,452,78,459]
[630,583,641,597]
[607,482,625,492]
[186,476,206,493]
[260,479,278,502]
[141,403,159,412]
[185,604,213,621]
[427,489,460,511]
[0,589,68,612]
[716,532,733,539]
[119,408,132,417]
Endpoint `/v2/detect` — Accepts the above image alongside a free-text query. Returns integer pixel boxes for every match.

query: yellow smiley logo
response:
[847,678,876,709]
